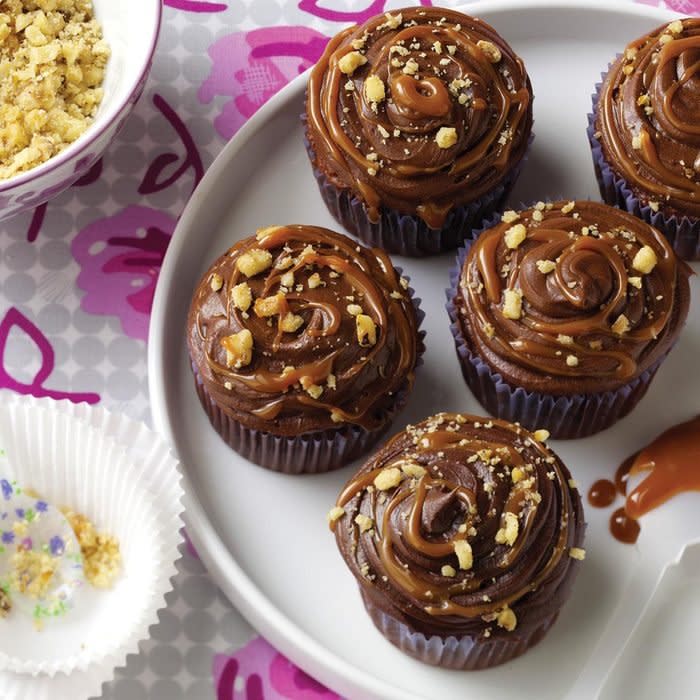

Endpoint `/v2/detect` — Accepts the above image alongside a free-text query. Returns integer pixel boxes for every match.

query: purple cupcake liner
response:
[191,272,426,474]
[445,238,667,440]
[588,73,700,261]
[360,590,557,670]
[303,121,533,257]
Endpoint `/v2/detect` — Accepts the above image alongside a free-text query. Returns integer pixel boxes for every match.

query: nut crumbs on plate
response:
[63,510,121,588]
[0,0,110,180]
[0,586,11,617]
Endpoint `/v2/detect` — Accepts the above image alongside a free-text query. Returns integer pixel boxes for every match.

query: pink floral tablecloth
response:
[0,0,695,698]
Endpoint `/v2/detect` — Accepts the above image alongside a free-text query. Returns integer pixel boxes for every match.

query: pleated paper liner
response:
[0,394,183,678]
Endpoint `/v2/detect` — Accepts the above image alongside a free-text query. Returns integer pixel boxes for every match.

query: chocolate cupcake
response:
[447,200,691,439]
[329,412,585,669]
[305,7,533,256]
[187,224,423,474]
[589,18,700,260]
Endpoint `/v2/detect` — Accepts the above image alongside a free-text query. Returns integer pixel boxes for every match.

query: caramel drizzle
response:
[307,7,531,227]
[464,203,680,381]
[599,19,700,208]
[337,414,575,620]
[196,225,418,429]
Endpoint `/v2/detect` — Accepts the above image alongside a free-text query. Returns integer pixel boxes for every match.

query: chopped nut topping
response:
[210,273,224,292]
[532,209,544,222]
[561,201,576,214]
[308,272,322,289]
[441,564,457,577]
[557,334,574,346]
[338,51,367,75]
[364,74,386,104]
[611,314,631,335]
[347,303,363,316]
[649,200,660,212]
[374,467,403,491]
[668,19,683,35]
[454,540,473,570]
[254,292,286,318]
[280,270,295,289]
[496,606,517,632]
[280,312,305,333]
[305,383,323,399]
[327,506,345,524]
[536,259,556,274]
[222,329,254,369]
[402,58,419,75]
[569,547,586,560]
[533,429,550,442]
[589,340,603,350]
[355,514,374,533]
[231,282,253,312]
[504,223,527,249]
[477,39,501,63]
[501,210,519,223]
[628,276,642,289]
[435,126,458,149]
[401,462,427,478]
[632,134,642,150]
[566,354,579,367]
[356,314,377,346]
[632,245,657,274]
[495,512,519,546]
[378,11,402,30]
[447,44,457,55]
[330,410,343,423]
[483,322,495,339]
[326,373,337,390]
[502,289,523,320]
[237,249,273,277]
[511,467,525,483]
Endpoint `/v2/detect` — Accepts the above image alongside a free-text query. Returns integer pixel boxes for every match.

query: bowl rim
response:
[0,0,162,194]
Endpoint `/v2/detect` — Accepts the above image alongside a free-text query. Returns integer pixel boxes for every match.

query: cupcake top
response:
[187,225,421,436]
[596,18,700,217]
[330,413,585,638]
[306,7,532,228]
[453,200,691,395]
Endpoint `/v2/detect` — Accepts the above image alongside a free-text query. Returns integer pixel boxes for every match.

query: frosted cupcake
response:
[447,200,691,438]
[305,6,533,255]
[330,412,585,669]
[589,18,700,260]
[187,225,423,473]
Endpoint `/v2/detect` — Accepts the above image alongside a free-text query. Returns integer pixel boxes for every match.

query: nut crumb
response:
[435,126,457,148]
[477,39,501,63]
[374,467,402,491]
[569,547,586,560]
[355,514,373,533]
[454,540,473,570]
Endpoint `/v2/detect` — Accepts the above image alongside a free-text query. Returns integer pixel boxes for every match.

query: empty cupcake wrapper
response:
[303,117,533,257]
[588,72,700,261]
[0,394,183,679]
[192,273,426,473]
[360,590,557,670]
[445,238,668,439]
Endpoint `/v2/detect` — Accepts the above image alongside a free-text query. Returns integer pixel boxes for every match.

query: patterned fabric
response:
[0,0,694,698]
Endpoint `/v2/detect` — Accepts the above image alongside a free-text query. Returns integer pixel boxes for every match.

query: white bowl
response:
[0,0,161,220]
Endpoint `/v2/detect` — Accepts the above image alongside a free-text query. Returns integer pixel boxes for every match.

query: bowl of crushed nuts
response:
[0,0,161,220]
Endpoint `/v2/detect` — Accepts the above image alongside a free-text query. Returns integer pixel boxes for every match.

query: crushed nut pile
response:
[0,0,110,179]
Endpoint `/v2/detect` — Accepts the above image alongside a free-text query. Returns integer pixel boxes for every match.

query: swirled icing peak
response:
[596,18,700,216]
[306,7,533,228]
[330,413,585,638]
[187,225,421,435]
[453,200,691,395]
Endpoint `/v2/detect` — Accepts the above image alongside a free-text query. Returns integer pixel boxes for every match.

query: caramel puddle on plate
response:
[587,416,700,544]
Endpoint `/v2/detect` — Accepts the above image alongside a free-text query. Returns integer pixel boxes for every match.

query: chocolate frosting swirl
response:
[187,225,420,435]
[332,413,585,638]
[596,18,700,216]
[453,201,691,395]
[306,7,532,228]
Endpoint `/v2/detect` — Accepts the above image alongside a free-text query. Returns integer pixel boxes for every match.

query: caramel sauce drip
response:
[458,200,687,386]
[588,416,700,545]
[306,7,532,227]
[334,413,583,623]
[191,225,419,432]
[597,18,700,216]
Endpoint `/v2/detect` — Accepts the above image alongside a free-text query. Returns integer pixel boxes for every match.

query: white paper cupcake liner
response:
[0,394,183,681]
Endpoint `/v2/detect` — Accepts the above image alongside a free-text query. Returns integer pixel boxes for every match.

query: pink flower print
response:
[0,307,100,404]
[665,0,700,11]
[213,637,341,700]
[298,0,432,23]
[165,0,227,11]
[71,206,176,342]
[198,27,329,141]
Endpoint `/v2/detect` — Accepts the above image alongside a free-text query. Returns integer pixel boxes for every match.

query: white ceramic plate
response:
[149,2,700,698]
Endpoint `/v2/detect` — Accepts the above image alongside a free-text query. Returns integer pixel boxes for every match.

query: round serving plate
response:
[149,2,700,698]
